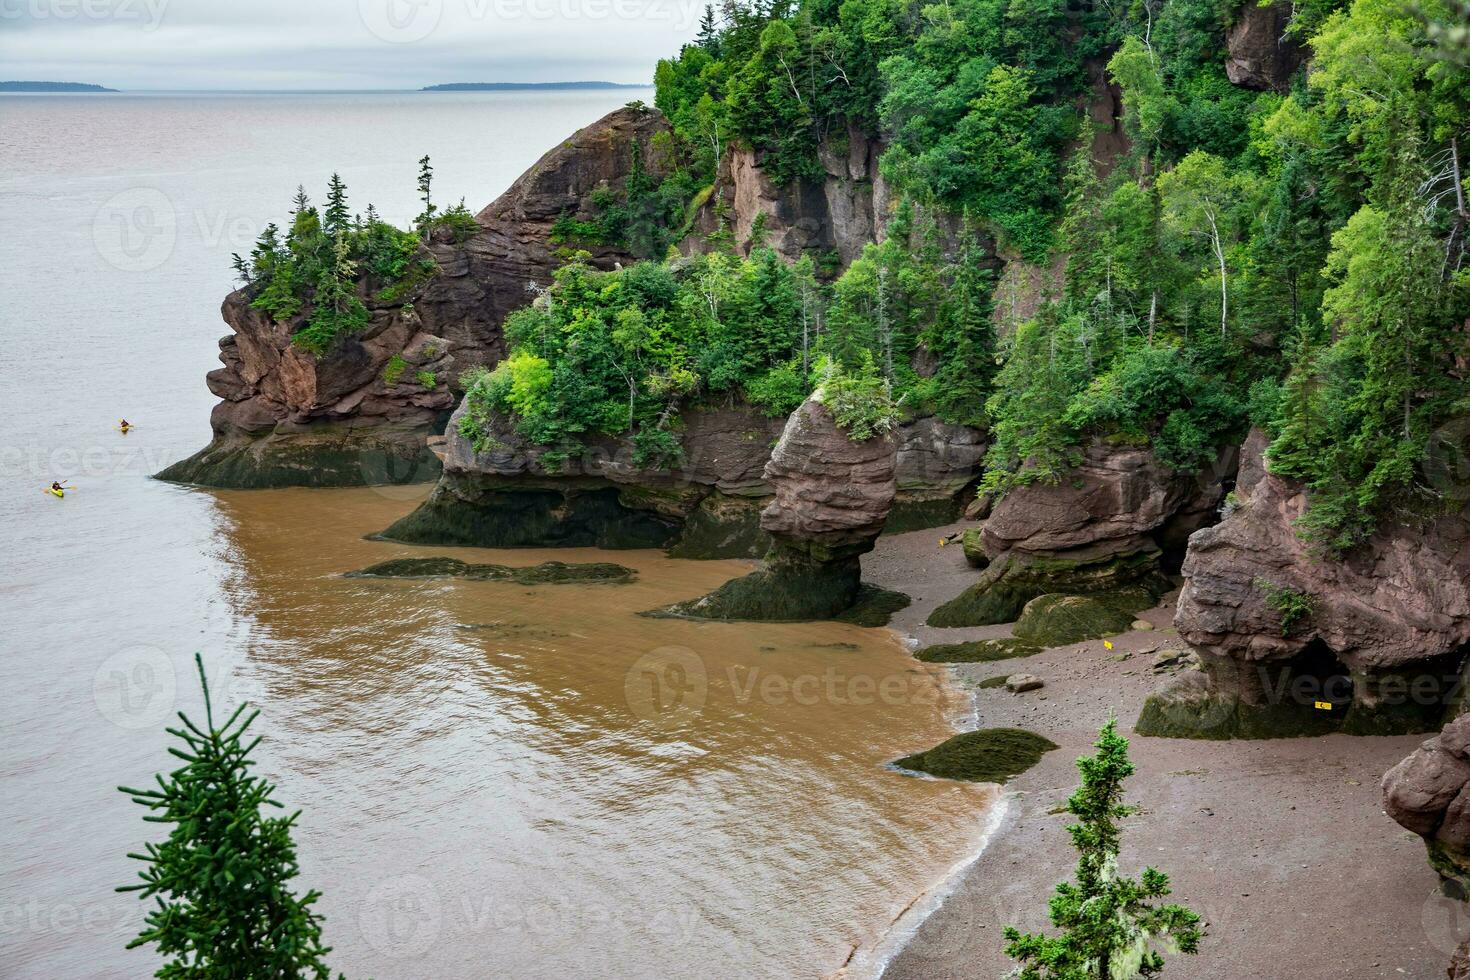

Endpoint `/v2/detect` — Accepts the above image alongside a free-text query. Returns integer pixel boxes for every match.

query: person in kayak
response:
[51,481,65,493]
[119,419,131,430]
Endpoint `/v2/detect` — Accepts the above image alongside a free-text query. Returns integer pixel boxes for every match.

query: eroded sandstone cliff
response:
[159,105,671,488]
[1141,429,1470,739]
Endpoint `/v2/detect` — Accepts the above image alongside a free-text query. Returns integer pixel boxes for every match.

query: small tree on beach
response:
[1003,720,1202,979]
[117,654,342,978]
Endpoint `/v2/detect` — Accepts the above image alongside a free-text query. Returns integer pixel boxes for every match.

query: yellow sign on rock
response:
[1314,701,1332,710]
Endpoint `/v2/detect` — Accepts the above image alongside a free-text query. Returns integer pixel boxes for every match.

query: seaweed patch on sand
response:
[346,557,636,585]
[893,728,1058,782]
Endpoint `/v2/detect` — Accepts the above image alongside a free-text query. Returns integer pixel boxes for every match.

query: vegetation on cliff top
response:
[232,160,476,357]
[514,0,1466,548]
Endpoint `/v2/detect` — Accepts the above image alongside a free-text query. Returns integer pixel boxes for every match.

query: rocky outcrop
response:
[649,392,908,622]
[1383,714,1470,895]
[1139,428,1470,739]
[378,392,786,554]
[160,105,670,488]
[928,441,1235,626]
[1224,0,1305,92]
[683,121,892,266]
[157,242,473,488]
[380,380,984,556]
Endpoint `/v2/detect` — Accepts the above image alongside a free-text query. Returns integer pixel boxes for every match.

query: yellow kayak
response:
[47,487,64,498]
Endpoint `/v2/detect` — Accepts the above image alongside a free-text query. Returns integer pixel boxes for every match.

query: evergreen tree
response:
[697,3,721,55]
[1004,720,1203,979]
[323,173,350,237]
[117,654,342,979]
[416,154,435,231]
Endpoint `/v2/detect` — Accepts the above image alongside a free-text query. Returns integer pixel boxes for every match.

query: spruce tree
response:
[117,654,342,978]
[416,155,435,231]
[323,173,350,237]
[1004,720,1202,979]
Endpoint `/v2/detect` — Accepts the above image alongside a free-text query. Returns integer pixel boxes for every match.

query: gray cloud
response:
[0,0,703,89]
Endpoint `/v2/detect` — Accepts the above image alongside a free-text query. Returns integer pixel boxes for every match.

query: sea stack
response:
[651,390,899,622]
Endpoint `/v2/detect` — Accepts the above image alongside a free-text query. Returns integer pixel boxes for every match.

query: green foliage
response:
[382,353,407,385]
[1257,0,1470,550]
[819,353,901,441]
[415,369,437,390]
[1004,720,1203,979]
[235,171,449,357]
[117,655,342,979]
[1257,578,1315,635]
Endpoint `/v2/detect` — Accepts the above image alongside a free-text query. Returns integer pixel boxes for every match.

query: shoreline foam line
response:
[834,790,1011,979]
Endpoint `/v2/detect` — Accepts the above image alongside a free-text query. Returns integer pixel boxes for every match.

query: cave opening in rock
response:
[1285,641,1355,711]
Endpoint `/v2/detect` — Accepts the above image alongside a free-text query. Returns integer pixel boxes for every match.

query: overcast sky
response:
[0,0,703,89]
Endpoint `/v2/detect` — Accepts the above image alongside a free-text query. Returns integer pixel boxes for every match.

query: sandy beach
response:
[867,521,1460,980]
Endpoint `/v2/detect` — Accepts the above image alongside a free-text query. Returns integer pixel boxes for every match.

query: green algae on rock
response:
[976,675,1011,689]
[893,728,1058,782]
[375,479,682,550]
[927,547,1171,628]
[346,556,635,584]
[914,638,1041,664]
[1010,589,1157,646]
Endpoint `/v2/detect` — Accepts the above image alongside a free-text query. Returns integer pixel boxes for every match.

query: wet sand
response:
[866,522,1460,980]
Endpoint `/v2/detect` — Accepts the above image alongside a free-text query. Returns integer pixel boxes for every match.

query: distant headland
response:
[421,81,646,92]
[0,81,118,93]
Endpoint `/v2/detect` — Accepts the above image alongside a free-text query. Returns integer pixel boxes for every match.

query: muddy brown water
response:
[6,486,998,978]
[0,92,998,978]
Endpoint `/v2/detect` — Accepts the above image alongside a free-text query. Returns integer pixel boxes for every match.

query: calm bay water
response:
[0,92,995,978]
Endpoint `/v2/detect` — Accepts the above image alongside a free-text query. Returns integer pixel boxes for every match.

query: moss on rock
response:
[346,556,636,584]
[961,528,988,568]
[1011,589,1156,646]
[376,480,681,550]
[977,675,1011,689]
[157,434,442,489]
[666,491,770,559]
[927,547,1170,628]
[646,554,862,622]
[915,638,1041,663]
[893,728,1058,782]
[832,585,912,627]
[886,491,967,533]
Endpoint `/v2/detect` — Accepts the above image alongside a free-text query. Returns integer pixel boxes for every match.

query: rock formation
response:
[928,441,1235,626]
[1140,429,1470,738]
[1383,714,1470,894]
[379,378,984,555]
[1224,0,1305,92]
[648,391,908,622]
[378,394,788,554]
[159,105,671,488]
[682,121,892,267]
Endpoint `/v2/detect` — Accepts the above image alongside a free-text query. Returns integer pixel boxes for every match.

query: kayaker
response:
[119,419,131,429]
[51,481,64,493]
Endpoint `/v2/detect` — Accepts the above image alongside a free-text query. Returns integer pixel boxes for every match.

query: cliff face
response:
[1140,429,1470,739]
[683,121,892,266]
[159,106,671,488]
[1224,0,1305,92]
